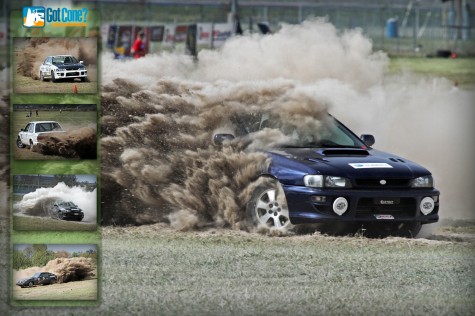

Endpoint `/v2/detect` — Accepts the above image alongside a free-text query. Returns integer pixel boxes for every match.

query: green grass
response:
[92,225,475,315]
[13,215,97,232]
[389,57,475,88]
[13,75,98,94]
[12,279,98,301]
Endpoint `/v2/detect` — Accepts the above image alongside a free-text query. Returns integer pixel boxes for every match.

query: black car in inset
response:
[50,200,84,221]
[16,272,57,288]
[215,113,440,237]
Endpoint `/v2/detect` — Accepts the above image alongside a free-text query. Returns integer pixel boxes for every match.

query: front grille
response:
[354,178,411,189]
[66,72,79,76]
[65,67,79,71]
[356,197,416,217]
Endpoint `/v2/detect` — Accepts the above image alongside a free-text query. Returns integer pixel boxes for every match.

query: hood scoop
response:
[321,149,369,156]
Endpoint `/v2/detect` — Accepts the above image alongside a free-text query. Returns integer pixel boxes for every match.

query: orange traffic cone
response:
[73,84,78,94]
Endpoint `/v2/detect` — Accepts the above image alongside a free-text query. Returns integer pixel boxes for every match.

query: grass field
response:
[95,225,475,315]
[13,75,98,94]
[12,279,97,301]
[12,109,97,160]
[389,57,475,88]
[13,215,97,232]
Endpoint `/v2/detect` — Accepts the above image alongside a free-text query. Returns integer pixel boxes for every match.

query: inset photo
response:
[13,174,97,231]
[12,244,98,301]
[13,104,97,160]
[13,37,98,94]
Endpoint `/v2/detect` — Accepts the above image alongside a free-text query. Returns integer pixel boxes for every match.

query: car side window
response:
[28,124,34,133]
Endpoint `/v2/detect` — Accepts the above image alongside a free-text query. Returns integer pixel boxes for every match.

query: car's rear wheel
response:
[365,222,422,238]
[247,179,291,229]
[16,137,25,148]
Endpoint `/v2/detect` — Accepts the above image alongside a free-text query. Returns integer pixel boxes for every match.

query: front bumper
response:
[55,69,87,79]
[61,212,84,220]
[284,184,439,224]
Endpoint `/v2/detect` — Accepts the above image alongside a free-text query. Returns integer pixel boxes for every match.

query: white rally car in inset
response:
[16,121,66,149]
[39,55,89,82]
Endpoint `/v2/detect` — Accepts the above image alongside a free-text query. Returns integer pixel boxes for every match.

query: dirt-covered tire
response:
[28,281,34,287]
[39,71,44,81]
[246,179,291,229]
[81,77,89,82]
[365,222,422,238]
[51,70,56,83]
[16,137,25,148]
[29,140,34,151]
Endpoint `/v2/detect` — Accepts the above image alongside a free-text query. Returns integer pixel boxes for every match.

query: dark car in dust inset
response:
[215,113,440,237]
[16,272,57,288]
[50,200,84,221]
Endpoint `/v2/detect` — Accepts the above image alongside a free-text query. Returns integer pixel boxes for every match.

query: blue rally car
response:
[215,113,439,237]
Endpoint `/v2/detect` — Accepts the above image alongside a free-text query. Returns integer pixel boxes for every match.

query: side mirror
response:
[360,134,375,147]
[213,133,235,145]
[79,61,84,64]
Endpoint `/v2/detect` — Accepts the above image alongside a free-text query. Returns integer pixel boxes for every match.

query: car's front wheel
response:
[28,281,34,287]
[16,137,25,148]
[51,70,57,83]
[247,179,291,229]
[39,71,44,81]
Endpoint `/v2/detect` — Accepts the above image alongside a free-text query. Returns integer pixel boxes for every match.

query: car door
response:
[19,123,31,144]
[26,123,35,143]
[41,57,52,75]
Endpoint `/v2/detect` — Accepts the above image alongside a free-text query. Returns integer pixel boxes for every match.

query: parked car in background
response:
[16,272,57,288]
[39,55,88,82]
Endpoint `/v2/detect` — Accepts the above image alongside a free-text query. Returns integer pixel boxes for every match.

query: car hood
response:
[55,63,85,69]
[60,206,82,212]
[17,278,32,283]
[267,147,432,185]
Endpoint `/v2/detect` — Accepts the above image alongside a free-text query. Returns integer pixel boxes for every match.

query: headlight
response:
[325,176,352,188]
[411,175,433,188]
[304,175,351,188]
[304,175,323,187]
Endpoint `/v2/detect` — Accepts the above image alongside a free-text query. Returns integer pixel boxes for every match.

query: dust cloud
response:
[15,37,98,81]
[16,182,97,222]
[101,19,474,232]
[32,125,97,159]
[13,257,95,284]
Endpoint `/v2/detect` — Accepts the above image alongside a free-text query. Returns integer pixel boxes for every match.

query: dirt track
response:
[14,74,97,94]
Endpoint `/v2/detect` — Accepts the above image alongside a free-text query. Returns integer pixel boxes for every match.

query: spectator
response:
[131,31,146,59]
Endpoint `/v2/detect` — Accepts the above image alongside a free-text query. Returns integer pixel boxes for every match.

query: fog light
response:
[420,197,435,215]
[311,196,326,203]
[333,197,348,216]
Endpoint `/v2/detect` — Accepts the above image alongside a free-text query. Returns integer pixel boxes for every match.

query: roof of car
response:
[27,121,60,124]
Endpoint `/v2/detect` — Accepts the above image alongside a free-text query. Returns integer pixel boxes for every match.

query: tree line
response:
[13,245,97,270]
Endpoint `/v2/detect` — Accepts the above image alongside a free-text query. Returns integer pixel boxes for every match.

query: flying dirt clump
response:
[100,19,390,231]
[32,126,97,159]
[101,77,330,229]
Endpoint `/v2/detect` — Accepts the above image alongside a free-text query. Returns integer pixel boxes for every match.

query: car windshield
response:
[52,56,79,64]
[234,112,366,148]
[34,122,63,133]
[59,201,77,207]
